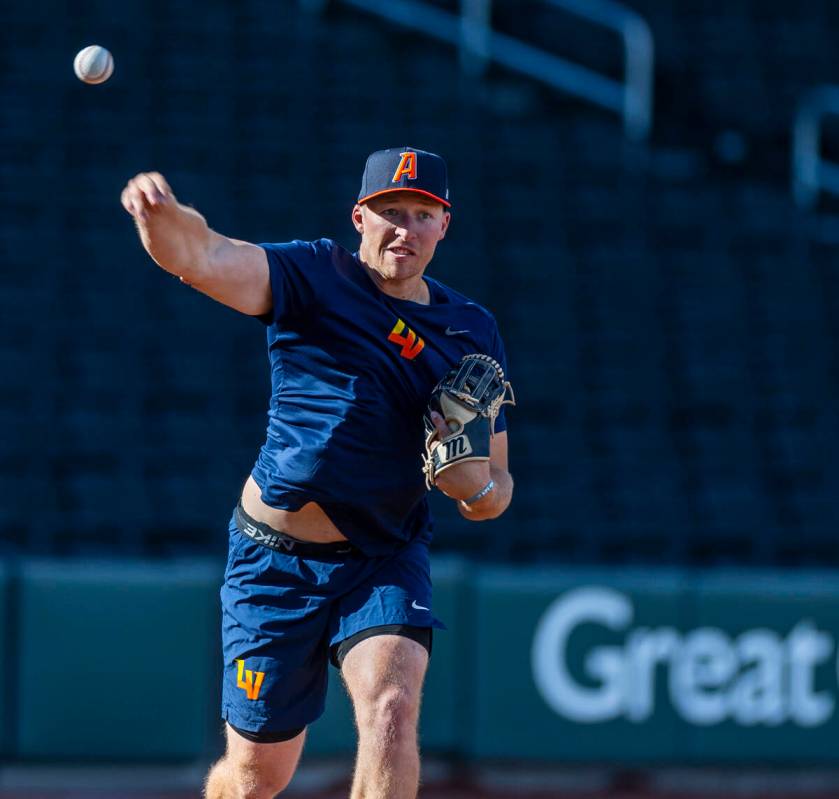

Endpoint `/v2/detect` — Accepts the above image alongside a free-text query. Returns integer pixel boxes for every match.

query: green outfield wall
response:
[3,557,839,765]
[0,561,9,757]
[14,560,220,761]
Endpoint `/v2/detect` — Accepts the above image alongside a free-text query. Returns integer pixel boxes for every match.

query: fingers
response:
[147,171,172,198]
[430,411,452,439]
[120,185,147,221]
[121,171,175,222]
[431,411,460,438]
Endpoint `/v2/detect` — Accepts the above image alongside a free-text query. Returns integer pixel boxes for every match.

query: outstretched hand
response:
[121,172,175,223]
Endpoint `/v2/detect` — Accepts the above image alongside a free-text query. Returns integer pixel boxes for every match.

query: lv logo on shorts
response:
[236,659,265,701]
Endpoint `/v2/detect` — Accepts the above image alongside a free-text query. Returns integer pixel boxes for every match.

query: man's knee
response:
[205,753,294,799]
[342,633,428,754]
[357,683,421,743]
[205,727,305,799]
[234,755,294,799]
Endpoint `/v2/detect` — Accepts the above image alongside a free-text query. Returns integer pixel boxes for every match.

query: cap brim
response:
[357,187,451,208]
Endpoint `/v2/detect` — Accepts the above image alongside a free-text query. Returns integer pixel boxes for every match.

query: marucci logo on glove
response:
[438,434,472,463]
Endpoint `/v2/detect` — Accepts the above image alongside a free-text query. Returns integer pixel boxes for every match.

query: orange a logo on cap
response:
[392,151,418,182]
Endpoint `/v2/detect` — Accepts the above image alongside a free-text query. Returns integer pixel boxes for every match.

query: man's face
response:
[353,192,451,282]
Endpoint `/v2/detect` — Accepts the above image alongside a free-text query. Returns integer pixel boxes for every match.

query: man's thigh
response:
[341,633,430,716]
[327,532,445,659]
[220,517,359,737]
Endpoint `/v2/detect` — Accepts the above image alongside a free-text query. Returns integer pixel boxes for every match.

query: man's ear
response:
[352,203,364,234]
[438,210,451,241]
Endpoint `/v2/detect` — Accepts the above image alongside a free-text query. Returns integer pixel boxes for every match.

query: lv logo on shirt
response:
[388,318,425,360]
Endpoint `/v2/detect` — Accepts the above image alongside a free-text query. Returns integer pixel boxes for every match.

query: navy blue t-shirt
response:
[250,238,508,556]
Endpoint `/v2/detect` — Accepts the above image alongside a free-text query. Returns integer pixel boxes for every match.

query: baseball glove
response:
[422,353,515,489]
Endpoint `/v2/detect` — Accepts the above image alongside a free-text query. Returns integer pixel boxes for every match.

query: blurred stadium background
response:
[4,0,839,796]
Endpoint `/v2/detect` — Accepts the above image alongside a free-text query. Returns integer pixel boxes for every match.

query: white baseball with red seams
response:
[73,45,114,84]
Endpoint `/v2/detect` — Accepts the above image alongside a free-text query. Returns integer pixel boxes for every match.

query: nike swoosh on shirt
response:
[445,327,470,336]
[411,601,430,611]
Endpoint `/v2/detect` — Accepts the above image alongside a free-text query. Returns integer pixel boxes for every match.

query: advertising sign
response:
[469,568,839,763]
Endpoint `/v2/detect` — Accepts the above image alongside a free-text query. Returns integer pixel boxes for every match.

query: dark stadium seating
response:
[3,0,839,565]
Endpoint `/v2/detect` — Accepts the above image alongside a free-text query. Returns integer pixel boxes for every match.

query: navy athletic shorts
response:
[220,512,445,737]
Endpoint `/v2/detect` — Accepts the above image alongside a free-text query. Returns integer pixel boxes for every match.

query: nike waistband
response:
[234,503,358,558]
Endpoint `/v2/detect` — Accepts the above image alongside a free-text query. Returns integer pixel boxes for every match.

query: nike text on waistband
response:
[234,503,357,557]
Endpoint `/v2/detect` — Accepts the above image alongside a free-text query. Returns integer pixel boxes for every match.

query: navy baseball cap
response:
[357,147,451,208]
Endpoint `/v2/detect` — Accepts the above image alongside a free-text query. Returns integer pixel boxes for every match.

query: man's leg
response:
[204,723,306,799]
[341,634,429,799]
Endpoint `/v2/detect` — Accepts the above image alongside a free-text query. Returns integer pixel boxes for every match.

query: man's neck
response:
[359,261,430,305]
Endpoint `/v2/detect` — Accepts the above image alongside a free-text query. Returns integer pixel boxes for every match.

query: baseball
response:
[73,45,114,84]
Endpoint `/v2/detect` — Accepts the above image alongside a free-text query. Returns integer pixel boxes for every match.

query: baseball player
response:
[121,147,514,799]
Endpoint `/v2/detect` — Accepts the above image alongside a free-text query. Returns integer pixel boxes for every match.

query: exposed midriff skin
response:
[240,474,349,543]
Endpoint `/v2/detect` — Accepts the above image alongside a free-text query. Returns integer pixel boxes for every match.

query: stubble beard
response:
[363,245,424,283]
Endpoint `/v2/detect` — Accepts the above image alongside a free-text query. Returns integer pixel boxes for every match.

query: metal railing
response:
[299,0,654,141]
[792,86,839,208]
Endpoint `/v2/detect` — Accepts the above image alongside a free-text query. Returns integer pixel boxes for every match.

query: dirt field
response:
[3,791,839,799]
[3,785,839,799]
[3,764,838,799]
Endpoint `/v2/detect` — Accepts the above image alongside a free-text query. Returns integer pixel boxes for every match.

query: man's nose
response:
[395,219,419,240]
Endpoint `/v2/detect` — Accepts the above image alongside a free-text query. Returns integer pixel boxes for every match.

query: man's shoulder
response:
[427,277,498,323]
[260,237,342,257]
[260,238,360,277]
